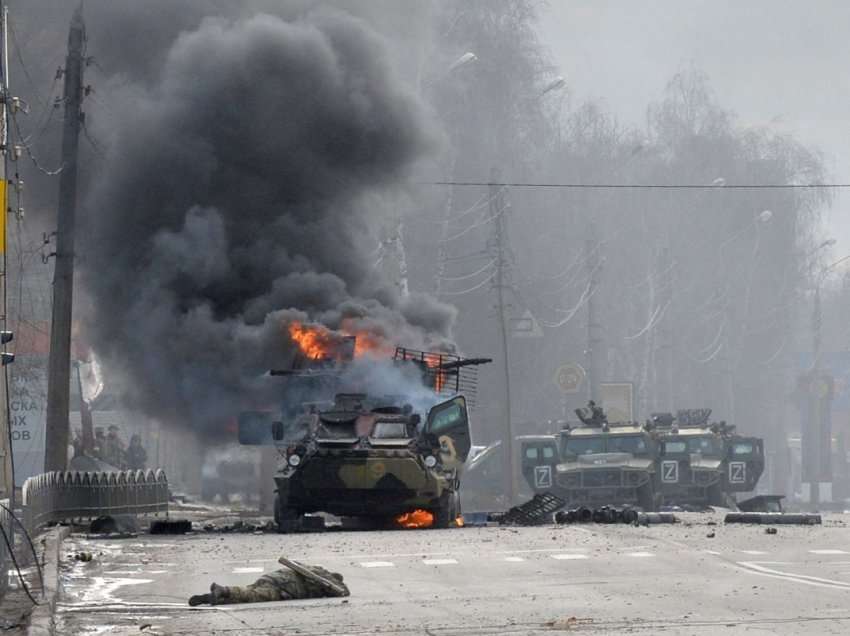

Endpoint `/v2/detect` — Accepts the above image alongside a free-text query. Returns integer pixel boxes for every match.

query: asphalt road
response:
[55,513,850,635]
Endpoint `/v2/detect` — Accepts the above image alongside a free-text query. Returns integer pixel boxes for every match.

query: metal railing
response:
[22,469,169,533]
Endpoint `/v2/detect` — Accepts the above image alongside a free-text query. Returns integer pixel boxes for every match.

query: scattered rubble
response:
[201,520,278,534]
[150,519,193,535]
[89,515,139,536]
[553,506,675,526]
[725,512,821,525]
[556,506,640,525]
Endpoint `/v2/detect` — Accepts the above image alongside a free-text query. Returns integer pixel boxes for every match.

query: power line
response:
[10,110,63,175]
[424,181,850,190]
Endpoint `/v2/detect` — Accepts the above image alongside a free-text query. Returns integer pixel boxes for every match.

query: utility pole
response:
[585,224,602,402]
[0,3,14,498]
[809,282,823,508]
[488,169,516,505]
[45,5,85,472]
[658,245,674,412]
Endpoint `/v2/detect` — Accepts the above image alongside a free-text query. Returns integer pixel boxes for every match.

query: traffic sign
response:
[554,363,585,394]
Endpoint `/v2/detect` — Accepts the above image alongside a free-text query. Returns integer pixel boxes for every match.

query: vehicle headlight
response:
[288,454,301,467]
[424,455,438,468]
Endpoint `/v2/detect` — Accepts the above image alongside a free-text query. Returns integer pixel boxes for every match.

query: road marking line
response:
[500,548,584,554]
[741,550,768,555]
[737,561,850,590]
[504,557,525,562]
[626,552,655,558]
[810,549,849,555]
[423,558,458,565]
[551,554,589,560]
[356,552,453,559]
[704,550,722,555]
[360,561,395,568]
[232,567,264,574]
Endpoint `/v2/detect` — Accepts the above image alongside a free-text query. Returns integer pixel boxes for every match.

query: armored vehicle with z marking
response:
[239,336,490,531]
[653,409,765,508]
[521,402,661,510]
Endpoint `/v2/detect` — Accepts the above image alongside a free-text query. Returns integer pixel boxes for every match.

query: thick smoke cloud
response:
[81,10,455,435]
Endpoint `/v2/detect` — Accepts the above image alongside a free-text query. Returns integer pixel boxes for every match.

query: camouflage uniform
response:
[190,566,348,606]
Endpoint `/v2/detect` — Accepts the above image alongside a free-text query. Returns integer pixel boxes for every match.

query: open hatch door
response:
[237,411,276,446]
[425,396,471,470]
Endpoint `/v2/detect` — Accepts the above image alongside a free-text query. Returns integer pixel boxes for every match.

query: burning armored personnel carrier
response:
[520,403,660,510]
[653,409,764,508]
[239,323,489,530]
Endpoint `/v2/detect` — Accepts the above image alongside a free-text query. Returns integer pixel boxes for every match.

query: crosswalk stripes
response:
[809,549,848,555]
[353,548,850,570]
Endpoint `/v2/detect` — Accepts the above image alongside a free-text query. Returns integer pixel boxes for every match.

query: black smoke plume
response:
[81,9,455,435]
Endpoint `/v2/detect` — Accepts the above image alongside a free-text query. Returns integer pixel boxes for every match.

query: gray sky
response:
[538,0,850,265]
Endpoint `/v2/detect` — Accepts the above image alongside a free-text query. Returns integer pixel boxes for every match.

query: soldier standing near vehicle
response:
[93,428,106,460]
[104,425,127,468]
[188,561,349,606]
[126,434,147,470]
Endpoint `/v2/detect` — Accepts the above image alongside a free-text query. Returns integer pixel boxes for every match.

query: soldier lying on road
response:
[188,562,349,606]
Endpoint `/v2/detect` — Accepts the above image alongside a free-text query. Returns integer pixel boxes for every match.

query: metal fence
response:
[22,469,169,533]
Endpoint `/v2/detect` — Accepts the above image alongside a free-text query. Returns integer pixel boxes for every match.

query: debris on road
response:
[555,506,640,525]
[201,520,283,533]
[724,512,821,525]
[635,512,678,525]
[737,495,785,513]
[188,557,350,606]
[89,515,139,536]
[765,527,778,535]
[72,552,93,562]
[150,519,193,534]
[494,493,566,526]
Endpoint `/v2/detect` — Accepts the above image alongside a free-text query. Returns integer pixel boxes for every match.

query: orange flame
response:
[454,515,465,527]
[288,322,339,360]
[288,320,394,361]
[395,509,434,529]
[425,356,446,393]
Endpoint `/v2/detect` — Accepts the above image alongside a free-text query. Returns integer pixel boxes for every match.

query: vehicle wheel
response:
[636,483,656,512]
[433,491,460,529]
[274,495,302,532]
[706,483,726,508]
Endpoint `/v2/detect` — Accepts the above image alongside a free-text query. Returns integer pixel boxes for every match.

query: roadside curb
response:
[26,526,71,636]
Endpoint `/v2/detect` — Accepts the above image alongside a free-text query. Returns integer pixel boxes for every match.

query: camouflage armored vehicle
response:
[653,409,765,508]
[268,391,472,528]
[239,337,489,530]
[521,403,660,510]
